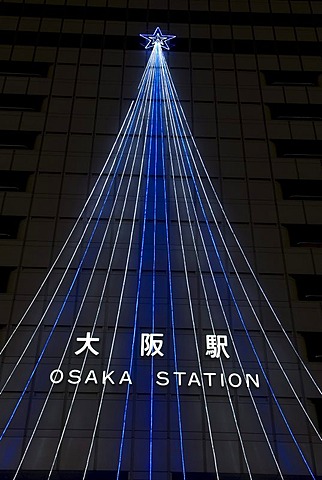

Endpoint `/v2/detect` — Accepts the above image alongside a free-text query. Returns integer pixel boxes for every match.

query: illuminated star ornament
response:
[140,26,176,50]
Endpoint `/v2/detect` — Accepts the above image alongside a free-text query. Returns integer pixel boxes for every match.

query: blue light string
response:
[0,59,156,362]
[0,61,158,400]
[3,56,158,480]
[160,55,221,480]
[167,62,322,445]
[46,62,160,474]
[159,48,186,479]
[159,56,282,478]
[149,48,159,480]
[158,53,254,479]
[161,55,316,479]
[0,201,104,440]
[116,47,157,480]
[0,63,155,441]
[81,48,160,480]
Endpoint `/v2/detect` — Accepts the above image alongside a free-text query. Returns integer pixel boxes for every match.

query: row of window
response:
[3,96,322,122]
[0,171,31,191]
[0,3,321,27]
[175,475,322,480]
[0,172,321,201]
[0,216,24,239]
[279,179,322,199]
[0,265,320,300]
[0,472,127,480]
[263,70,321,86]
[0,60,50,77]
[0,473,319,480]
[0,214,321,247]
[4,133,322,157]
[0,131,39,149]
[0,94,45,111]
[1,32,322,55]
[268,103,322,120]
[0,62,320,89]
[292,275,322,301]
[273,140,322,158]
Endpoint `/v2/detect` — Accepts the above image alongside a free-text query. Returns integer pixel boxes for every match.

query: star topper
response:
[140,27,176,51]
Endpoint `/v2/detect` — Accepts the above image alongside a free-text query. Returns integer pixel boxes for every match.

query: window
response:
[0,216,25,239]
[292,275,322,301]
[273,140,322,158]
[0,60,50,77]
[263,70,320,86]
[310,399,322,432]
[268,103,322,121]
[0,94,45,112]
[278,180,322,200]
[284,224,322,247]
[173,475,217,480]
[0,267,15,293]
[0,131,39,149]
[0,171,32,192]
[301,333,322,362]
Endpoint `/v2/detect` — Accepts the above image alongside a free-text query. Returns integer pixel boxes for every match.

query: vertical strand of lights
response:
[0,53,157,447]
[1,189,109,439]
[11,51,158,479]
[159,47,220,480]
[164,60,322,398]
[159,50,254,479]
[159,48,186,479]
[173,92,322,443]
[159,46,284,477]
[0,52,156,395]
[161,54,317,478]
[46,57,158,477]
[4,26,321,480]
[149,44,159,480]
[0,56,155,358]
[81,46,158,480]
[116,47,157,480]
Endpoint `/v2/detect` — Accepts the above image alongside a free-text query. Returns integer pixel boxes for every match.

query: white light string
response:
[5,29,319,479]
[0,52,156,382]
[161,59,318,477]
[159,50,284,478]
[159,72,187,478]
[159,48,254,479]
[162,61,322,442]
[164,60,322,398]
[0,52,155,358]
[48,49,158,479]
[158,43,220,480]
[0,52,157,401]
[47,113,156,479]
[149,50,159,480]
[0,102,125,355]
[80,47,158,480]
[11,53,157,479]
[116,53,159,480]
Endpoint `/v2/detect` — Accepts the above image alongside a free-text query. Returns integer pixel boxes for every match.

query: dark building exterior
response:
[1,1,322,479]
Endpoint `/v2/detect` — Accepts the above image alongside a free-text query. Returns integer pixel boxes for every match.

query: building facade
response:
[1,0,322,479]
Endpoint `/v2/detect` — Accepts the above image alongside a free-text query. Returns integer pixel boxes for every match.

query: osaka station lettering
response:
[49,369,132,385]
[49,369,260,389]
[156,371,260,389]
[140,333,164,357]
[48,332,260,388]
